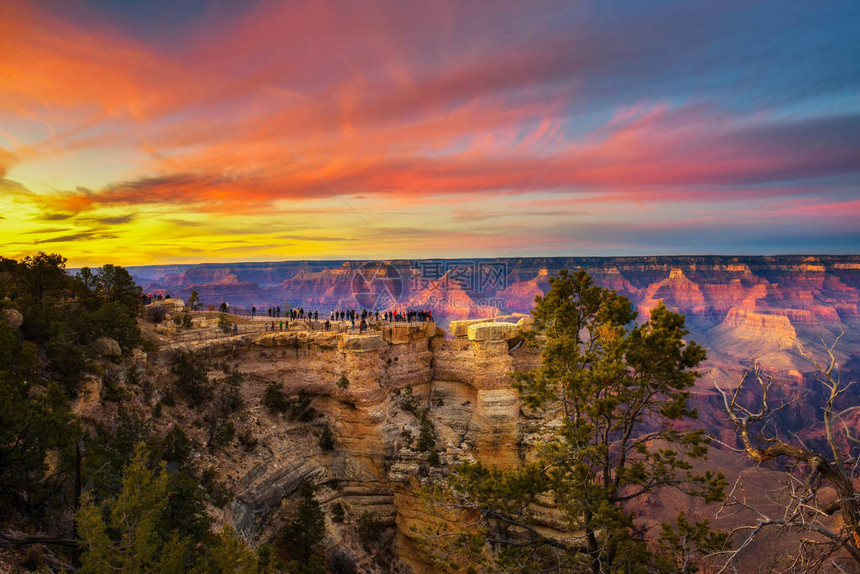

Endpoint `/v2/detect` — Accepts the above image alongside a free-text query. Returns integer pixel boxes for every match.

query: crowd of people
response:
[255,305,434,334]
[190,299,436,336]
[142,293,171,305]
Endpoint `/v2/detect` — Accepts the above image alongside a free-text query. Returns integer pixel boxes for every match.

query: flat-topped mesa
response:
[715,307,799,352]
[721,307,797,333]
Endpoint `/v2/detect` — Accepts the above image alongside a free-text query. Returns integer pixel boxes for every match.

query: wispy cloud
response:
[1,0,858,264]
[34,231,118,244]
[89,214,135,225]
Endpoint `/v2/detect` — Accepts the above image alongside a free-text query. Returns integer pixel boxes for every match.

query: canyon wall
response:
[129,257,860,353]
[139,318,540,572]
[121,256,860,570]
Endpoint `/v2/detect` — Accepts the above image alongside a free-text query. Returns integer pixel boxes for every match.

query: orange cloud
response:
[2,1,858,264]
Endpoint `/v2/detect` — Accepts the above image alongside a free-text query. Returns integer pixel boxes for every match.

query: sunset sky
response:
[1,0,859,266]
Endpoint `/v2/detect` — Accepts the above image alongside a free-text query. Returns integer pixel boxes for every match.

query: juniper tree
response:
[432,269,726,573]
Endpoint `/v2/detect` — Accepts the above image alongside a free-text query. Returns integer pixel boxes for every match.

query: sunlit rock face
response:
[122,255,860,571]
[135,316,538,571]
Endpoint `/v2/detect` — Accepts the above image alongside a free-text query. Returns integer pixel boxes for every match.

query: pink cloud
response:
[2,0,857,264]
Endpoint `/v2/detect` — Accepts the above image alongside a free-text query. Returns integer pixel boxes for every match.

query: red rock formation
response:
[130,256,860,333]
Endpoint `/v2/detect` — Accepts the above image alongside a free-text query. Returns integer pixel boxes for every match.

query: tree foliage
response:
[277,482,327,573]
[172,351,212,403]
[77,443,260,573]
[0,252,276,571]
[218,313,233,335]
[76,444,177,573]
[431,269,726,573]
[319,424,335,451]
[0,319,80,515]
[91,264,142,311]
[17,252,68,307]
[188,290,200,311]
[263,382,289,414]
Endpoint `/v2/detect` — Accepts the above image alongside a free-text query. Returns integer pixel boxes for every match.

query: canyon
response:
[131,255,860,393]
[71,256,860,570]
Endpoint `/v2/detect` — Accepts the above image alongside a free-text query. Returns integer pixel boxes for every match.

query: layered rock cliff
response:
[130,318,541,572]
[116,256,860,570]
[68,282,860,572]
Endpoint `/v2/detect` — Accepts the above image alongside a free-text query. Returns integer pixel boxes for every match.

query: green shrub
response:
[208,420,235,450]
[277,482,325,568]
[399,384,419,415]
[45,327,91,396]
[91,302,140,352]
[290,390,315,422]
[147,306,168,324]
[337,374,349,389]
[427,448,440,467]
[319,425,335,451]
[416,414,436,453]
[201,467,234,508]
[263,382,289,414]
[330,501,345,523]
[172,351,212,403]
[218,313,232,334]
[102,371,129,402]
[161,425,191,466]
[356,512,385,547]
[216,369,244,415]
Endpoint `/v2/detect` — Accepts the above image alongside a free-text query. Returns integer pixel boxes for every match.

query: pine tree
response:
[278,482,326,572]
[432,269,726,572]
[76,444,174,573]
[188,290,200,311]
[76,443,257,573]
[0,318,79,513]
